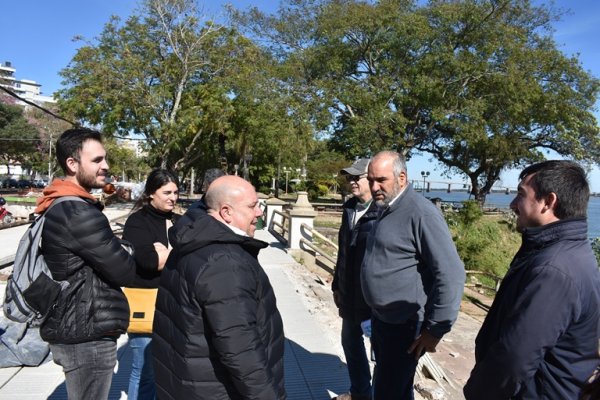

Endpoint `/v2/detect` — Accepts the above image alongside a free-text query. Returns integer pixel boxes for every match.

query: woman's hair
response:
[133,169,179,211]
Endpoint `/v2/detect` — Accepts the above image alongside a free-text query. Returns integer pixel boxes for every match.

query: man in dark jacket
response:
[153,175,286,400]
[332,158,378,400]
[36,128,138,399]
[464,160,600,400]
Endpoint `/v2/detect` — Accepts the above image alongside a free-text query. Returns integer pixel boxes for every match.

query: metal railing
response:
[465,270,502,293]
[269,210,289,244]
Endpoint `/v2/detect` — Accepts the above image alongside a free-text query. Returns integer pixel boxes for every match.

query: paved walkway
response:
[0,204,350,399]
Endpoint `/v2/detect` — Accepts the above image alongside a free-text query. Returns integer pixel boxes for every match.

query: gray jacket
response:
[361,184,465,338]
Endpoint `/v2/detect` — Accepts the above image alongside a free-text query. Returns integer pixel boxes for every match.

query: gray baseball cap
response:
[340,158,370,175]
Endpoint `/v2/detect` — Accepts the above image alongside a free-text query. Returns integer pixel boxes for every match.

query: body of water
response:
[424,190,600,239]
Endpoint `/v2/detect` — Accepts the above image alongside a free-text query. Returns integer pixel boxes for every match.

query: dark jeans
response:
[371,317,422,400]
[128,333,156,400]
[50,339,117,400]
[341,318,372,396]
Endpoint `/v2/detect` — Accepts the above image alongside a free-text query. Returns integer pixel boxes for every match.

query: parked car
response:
[17,179,34,189]
[34,179,48,188]
[1,178,18,188]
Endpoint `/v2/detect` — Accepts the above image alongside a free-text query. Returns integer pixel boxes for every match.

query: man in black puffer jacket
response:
[36,128,138,399]
[153,175,286,400]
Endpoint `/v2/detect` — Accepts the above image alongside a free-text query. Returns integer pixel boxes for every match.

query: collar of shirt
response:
[224,223,249,237]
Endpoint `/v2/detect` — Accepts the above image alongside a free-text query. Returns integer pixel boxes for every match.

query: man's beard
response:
[375,180,401,207]
[76,168,104,190]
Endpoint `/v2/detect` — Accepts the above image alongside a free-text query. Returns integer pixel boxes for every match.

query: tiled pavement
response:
[0,207,350,399]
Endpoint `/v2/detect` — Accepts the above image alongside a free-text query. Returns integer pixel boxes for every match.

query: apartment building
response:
[0,60,55,104]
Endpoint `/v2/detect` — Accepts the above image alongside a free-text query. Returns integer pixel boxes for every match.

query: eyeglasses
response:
[345,174,367,183]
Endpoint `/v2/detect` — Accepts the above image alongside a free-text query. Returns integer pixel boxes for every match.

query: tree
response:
[57,0,231,172]
[24,106,72,179]
[57,0,316,189]
[237,0,600,203]
[0,101,40,174]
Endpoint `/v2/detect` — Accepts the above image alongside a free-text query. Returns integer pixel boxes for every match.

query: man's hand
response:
[407,329,441,360]
[332,290,341,308]
[153,242,171,271]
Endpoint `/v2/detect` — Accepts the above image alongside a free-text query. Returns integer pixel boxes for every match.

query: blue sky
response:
[1,0,599,191]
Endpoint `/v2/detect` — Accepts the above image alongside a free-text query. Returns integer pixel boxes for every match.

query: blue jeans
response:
[341,318,372,396]
[371,317,422,400]
[50,339,117,400]
[127,334,156,400]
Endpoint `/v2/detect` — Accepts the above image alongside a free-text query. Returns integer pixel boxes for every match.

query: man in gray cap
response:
[332,158,378,400]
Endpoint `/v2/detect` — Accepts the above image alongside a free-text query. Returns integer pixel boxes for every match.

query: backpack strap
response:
[38,196,87,220]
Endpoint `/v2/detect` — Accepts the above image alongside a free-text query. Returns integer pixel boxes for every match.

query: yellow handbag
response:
[122,288,158,334]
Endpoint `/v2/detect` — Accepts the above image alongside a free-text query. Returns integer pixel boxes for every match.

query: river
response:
[423,190,600,239]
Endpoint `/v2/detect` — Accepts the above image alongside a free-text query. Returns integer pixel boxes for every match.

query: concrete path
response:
[0,204,350,399]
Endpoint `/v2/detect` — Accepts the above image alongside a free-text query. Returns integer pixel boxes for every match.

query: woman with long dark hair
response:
[122,169,179,399]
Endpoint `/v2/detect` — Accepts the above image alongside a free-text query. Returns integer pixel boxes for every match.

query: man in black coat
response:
[153,175,286,400]
[332,158,378,400]
[464,160,600,399]
[37,128,138,399]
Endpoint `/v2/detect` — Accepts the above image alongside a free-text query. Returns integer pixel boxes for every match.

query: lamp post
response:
[421,170,430,195]
[234,164,239,176]
[48,132,53,182]
[243,153,252,181]
[283,167,290,194]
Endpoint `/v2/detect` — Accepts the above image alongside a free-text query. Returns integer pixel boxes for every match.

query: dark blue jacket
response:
[332,197,378,323]
[464,218,600,400]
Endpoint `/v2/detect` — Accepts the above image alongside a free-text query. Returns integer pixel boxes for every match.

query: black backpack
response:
[3,196,85,324]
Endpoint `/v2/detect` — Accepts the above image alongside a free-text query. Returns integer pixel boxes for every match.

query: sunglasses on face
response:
[345,174,367,183]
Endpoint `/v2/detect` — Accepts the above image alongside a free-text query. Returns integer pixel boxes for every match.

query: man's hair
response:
[56,128,103,174]
[374,150,407,178]
[519,160,589,219]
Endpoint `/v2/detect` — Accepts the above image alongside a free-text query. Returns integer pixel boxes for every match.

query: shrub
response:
[458,200,483,225]
[592,237,600,267]
[448,214,521,279]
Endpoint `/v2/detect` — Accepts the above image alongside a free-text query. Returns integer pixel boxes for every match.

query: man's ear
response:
[398,171,407,187]
[65,157,78,176]
[219,204,233,223]
[542,192,558,215]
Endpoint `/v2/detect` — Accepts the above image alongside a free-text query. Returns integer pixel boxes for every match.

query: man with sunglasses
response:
[332,158,379,400]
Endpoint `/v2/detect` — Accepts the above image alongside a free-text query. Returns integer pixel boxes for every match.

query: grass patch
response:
[447,214,520,279]
[2,196,38,203]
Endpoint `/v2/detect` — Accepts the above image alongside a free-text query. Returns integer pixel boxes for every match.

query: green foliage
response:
[235,0,600,203]
[448,214,521,278]
[457,200,483,226]
[0,101,40,171]
[592,237,600,267]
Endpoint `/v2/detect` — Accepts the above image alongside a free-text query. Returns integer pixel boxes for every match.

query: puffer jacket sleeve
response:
[197,252,279,400]
[61,201,137,287]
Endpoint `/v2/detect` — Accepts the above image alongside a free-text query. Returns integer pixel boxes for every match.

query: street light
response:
[283,167,290,194]
[243,153,252,181]
[421,170,430,195]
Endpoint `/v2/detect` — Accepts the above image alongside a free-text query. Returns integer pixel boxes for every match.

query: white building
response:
[0,61,55,104]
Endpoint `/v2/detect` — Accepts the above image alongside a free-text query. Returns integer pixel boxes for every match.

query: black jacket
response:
[332,197,378,322]
[464,218,600,400]
[153,206,286,400]
[122,205,179,286]
[40,197,138,344]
